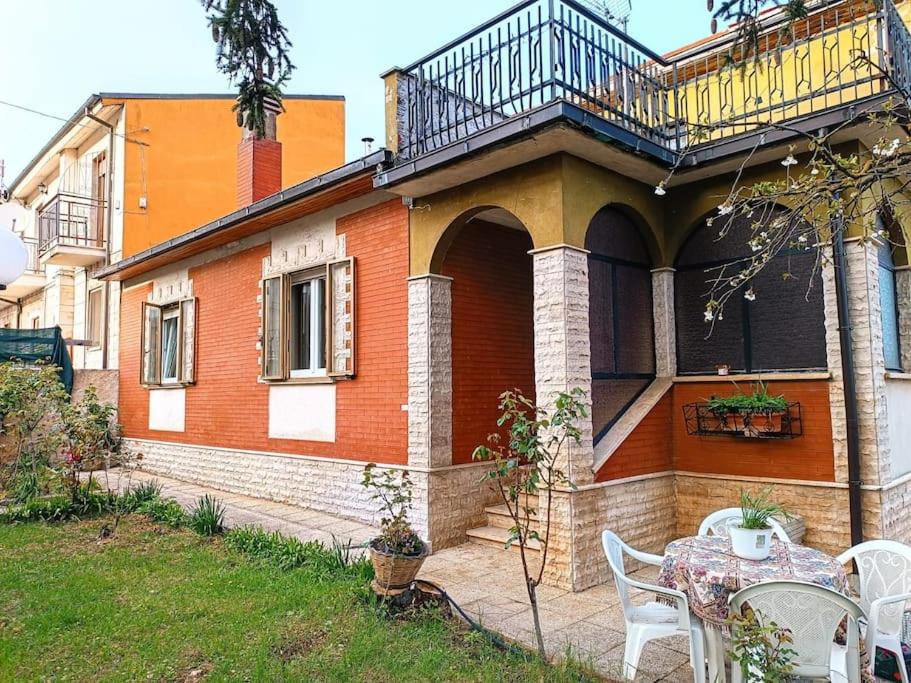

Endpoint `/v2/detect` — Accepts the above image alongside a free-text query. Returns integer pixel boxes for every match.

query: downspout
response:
[831,212,864,546]
[86,108,115,370]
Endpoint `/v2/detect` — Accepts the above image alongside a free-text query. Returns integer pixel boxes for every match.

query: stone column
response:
[407,274,453,470]
[895,267,911,371]
[530,245,594,485]
[651,267,677,377]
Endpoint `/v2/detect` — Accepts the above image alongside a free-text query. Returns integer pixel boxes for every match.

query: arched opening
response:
[674,208,827,374]
[585,206,655,443]
[438,208,535,464]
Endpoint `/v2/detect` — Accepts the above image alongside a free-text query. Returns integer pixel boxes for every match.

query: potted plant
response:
[361,463,427,595]
[706,382,788,437]
[728,488,788,561]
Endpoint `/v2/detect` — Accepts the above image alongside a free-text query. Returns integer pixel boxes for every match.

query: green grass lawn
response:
[0,516,594,682]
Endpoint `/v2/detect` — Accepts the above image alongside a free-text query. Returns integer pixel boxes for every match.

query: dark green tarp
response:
[0,327,74,394]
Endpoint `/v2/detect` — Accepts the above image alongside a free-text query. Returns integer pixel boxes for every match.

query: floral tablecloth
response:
[657,535,848,627]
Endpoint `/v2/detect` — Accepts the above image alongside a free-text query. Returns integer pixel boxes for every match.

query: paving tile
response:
[596,641,691,682]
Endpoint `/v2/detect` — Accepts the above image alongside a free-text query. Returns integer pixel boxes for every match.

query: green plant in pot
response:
[729,487,788,561]
[707,382,788,436]
[362,463,427,595]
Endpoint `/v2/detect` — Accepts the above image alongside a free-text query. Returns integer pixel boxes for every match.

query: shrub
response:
[138,497,187,528]
[121,480,162,512]
[361,464,424,557]
[188,494,226,536]
[0,487,113,523]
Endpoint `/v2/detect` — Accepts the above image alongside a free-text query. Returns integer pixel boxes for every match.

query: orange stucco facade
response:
[103,94,345,258]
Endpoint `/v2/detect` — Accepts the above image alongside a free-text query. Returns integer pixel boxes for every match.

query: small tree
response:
[60,386,124,501]
[0,362,68,502]
[202,0,295,138]
[472,388,587,658]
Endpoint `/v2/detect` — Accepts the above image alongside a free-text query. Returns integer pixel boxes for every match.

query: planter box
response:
[683,402,802,439]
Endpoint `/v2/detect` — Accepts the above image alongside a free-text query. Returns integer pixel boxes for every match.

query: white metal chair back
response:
[729,580,864,681]
[837,540,911,637]
[697,507,792,542]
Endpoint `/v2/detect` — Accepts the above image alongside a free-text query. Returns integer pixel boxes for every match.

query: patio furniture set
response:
[603,511,911,681]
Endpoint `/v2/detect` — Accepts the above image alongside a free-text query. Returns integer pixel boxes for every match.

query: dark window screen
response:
[675,212,827,374]
[586,207,655,441]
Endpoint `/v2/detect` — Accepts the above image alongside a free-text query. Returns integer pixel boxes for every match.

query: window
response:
[289,272,326,377]
[261,258,356,381]
[87,287,103,346]
[31,317,40,329]
[878,211,905,372]
[675,211,827,374]
[141,298,197,386]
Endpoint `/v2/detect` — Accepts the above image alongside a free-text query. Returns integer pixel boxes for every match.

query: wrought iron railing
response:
[37,193,106,255]
[394,0,911,160]
[19,237,43,274]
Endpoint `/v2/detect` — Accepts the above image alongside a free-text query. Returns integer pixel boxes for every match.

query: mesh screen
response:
[676,268,746,373]
[585,208,651,264]
[0,326,73,393]
[749,252,827,371]
[591,378,651,438]
[588,259,616,374]
[615,264,655,372]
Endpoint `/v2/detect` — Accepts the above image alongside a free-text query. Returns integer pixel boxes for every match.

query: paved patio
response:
[116,469,694,682]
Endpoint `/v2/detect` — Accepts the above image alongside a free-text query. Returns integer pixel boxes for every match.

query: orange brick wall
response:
[595,393,673,482]
[118,199,409,465]
[595,380,835,482]
[442,220,536,465]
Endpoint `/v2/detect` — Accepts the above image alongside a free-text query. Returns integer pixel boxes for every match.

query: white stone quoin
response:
[651,267,677,377]
[531,245,594,485]
[407,274,453,469]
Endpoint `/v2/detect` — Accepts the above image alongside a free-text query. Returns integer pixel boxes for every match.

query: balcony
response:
[390,0,911,164]
[2,237,46,299]
[37,193,106,267]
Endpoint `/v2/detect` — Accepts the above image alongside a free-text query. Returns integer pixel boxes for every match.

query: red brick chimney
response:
[236,102,282,207]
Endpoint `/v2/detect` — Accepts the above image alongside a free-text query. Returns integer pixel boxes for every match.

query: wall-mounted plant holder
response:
[682,402,802,439]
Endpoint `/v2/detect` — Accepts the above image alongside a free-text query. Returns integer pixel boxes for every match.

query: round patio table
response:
[657,535,850,681]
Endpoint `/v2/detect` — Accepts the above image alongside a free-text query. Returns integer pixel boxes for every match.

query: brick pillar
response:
[407,274,452,469]
[651,267,677,377]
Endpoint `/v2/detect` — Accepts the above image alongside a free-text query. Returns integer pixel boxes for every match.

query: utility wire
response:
[0,98,149,146]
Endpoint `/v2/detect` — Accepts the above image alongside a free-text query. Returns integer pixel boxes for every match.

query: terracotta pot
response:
[752,411,785,435]
[369,541,427,596]
[720,411,745,432]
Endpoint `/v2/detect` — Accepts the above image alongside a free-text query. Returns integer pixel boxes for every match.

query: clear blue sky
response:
[0,1,714,181]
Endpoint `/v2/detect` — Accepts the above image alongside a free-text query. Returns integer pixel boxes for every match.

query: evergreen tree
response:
[202,0,295,138]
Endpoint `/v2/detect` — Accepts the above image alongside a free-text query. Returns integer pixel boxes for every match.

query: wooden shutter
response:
[327,257,355,377]
[140,302,162,386]
[261,276,286,380]
[178,298,197,384]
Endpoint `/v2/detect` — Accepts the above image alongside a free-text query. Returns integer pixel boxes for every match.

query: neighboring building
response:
[99,0,911,591]
[0,92,344,391]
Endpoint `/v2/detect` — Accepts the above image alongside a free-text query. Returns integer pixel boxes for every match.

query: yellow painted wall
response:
[107,95,345,257]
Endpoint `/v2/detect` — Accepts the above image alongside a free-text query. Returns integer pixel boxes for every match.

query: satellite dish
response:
[578,0,632,31]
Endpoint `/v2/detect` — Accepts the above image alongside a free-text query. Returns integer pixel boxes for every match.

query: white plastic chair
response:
[837,540,911,682]
[601,530,706,682]
[697,507,792,542]
[728,580,865,682]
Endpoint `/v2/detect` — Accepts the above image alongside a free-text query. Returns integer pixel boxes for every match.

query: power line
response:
[0,98,148,146]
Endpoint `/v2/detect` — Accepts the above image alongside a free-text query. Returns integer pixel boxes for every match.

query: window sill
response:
[260,376,336,386]
[145,383,189,390]
[885,371,911,381]
[673,371,831,383]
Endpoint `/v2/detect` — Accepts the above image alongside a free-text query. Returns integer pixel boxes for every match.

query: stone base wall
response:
[675,474,851,557]
[126,438,496,552]
[543,474,676,591]
[875,477,911,544]
[73,369,119,406]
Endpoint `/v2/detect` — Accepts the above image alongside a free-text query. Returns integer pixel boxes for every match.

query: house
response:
[98,0,911,592]
[0,92,344,399]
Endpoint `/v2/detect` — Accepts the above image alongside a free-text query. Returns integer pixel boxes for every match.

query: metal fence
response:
[37,193,105,255]
[19,236,43,274]
[395,0,909,159]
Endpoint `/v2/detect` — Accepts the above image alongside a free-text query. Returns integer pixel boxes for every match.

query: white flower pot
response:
[728,523,773,561]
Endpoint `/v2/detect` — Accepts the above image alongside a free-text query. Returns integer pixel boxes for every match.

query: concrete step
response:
[484,503,539,531]
[465,525,541,553]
